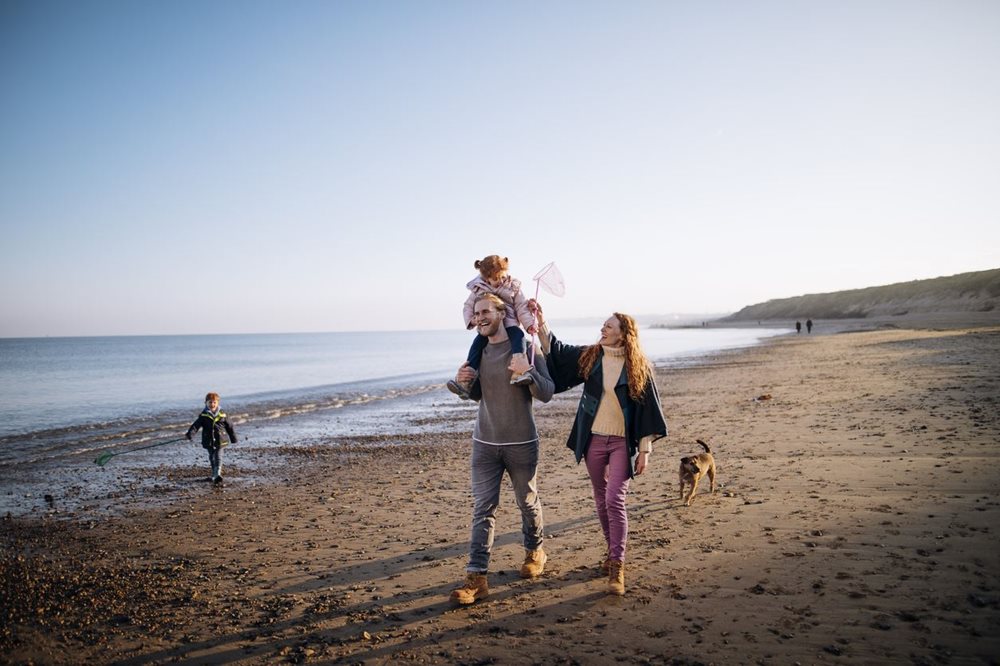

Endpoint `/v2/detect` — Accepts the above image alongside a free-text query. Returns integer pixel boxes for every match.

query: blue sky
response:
[2,1,998,336]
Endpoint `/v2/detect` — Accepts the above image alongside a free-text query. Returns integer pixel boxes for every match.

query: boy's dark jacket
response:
[544,330,667,478]
[186,409,237,450]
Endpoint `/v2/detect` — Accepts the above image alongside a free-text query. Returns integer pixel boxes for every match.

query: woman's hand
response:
[635,452,650,475]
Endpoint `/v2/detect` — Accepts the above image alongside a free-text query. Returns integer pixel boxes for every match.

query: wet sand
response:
[3,325,1000,664]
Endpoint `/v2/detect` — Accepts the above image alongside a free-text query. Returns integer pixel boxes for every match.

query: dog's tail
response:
[696,439,711,453]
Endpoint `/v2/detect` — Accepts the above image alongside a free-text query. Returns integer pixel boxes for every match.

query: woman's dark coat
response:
[544,330,667,478]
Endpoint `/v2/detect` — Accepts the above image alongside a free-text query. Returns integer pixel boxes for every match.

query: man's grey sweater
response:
[472,340,554,445]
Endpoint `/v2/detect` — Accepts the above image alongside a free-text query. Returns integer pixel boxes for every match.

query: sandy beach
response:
[3,325,999,665]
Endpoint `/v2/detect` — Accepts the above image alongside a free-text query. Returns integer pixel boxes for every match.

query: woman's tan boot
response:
[608,559,625,596]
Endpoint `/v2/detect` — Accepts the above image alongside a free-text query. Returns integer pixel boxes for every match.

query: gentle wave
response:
[0,380,445,468]
[0,326,789,517]
[0,326,787,466]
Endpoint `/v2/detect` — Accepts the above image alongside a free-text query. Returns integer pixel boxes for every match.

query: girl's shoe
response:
[446,380,471,400]
[510,368,534,385]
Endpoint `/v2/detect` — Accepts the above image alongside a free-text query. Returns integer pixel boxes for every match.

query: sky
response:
[1,0,998,337]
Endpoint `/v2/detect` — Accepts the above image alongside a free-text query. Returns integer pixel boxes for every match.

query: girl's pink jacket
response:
[462,275,536,332]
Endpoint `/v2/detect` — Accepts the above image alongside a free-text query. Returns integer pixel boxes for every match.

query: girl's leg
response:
[451,334,486,398]
[466,334,489,372]
[507,326,533,384]
[602,436,632,561]
[584,435,612,549]
[505,326,527,356]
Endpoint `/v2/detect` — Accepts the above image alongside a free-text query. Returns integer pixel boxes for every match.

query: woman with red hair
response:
[530,300,667,596]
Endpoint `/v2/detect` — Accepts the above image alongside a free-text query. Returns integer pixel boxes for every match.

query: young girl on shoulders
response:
[447,254,537,399]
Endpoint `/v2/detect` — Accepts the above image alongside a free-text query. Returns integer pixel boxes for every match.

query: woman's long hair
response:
[577,312,652,401]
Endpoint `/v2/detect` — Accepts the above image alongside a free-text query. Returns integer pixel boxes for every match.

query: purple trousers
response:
[584,434,631,561]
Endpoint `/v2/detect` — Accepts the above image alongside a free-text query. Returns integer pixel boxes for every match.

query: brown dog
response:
[679,439,716,506]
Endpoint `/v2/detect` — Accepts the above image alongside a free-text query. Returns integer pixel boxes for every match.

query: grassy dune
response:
[725,268,1000,321]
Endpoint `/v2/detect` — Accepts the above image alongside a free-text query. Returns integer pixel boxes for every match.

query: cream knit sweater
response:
[592,346,627,436]
[592,345,654,454]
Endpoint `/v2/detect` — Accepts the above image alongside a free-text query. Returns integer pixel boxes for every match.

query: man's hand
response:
[456,362,477,386]
[508,353,532,377]
[635,452,650,475]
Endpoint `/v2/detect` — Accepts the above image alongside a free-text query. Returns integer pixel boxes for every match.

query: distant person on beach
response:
[449,293,554,605]
[796,321,802,334]
[186,392,237,485]
[447,254,537,400]
[529,299,667,596]
[806,319,813,333]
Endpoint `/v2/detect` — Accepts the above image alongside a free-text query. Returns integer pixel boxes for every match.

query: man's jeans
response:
[467,440,544,573]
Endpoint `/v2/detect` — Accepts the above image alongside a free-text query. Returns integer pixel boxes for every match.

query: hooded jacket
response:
[544,329,667,478]
[186,408,238,450]
[462,275,536,332]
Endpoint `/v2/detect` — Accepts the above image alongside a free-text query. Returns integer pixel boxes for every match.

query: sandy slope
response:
[3,326,999,665]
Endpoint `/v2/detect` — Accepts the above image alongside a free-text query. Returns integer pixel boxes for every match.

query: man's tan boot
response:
[519,548,547,578]
[608,559,625,596]
[600,548,611,575]
[450,573,489,604]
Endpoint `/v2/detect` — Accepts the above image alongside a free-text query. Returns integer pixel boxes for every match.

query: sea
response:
[0,325,786,517]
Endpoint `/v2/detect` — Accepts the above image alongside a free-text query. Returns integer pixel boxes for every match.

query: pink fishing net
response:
[533,262,565,298]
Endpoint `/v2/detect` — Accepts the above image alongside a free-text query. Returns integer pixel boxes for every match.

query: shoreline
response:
[0,325,785,443]
[3,325,1000,664]
[0,329,785,520]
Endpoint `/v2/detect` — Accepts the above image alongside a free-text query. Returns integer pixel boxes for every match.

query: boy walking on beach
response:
[186,392,237,485]
[449,294,554,605]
